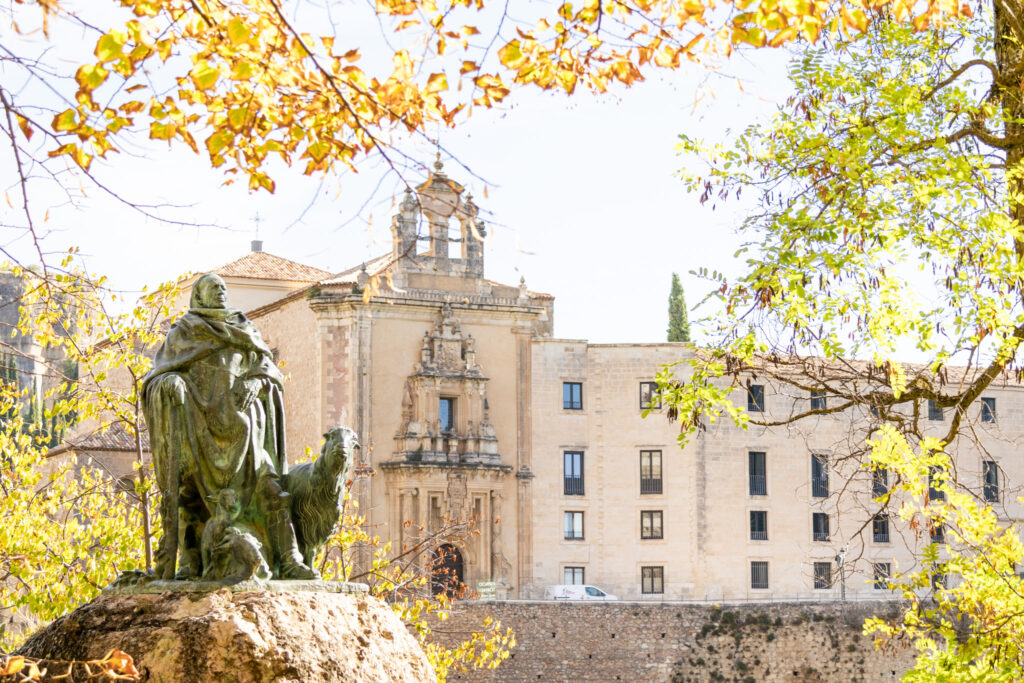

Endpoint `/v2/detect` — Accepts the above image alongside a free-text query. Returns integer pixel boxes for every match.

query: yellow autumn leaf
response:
[189,60,219,90]
[94,31,124,63]
[425,72,448,94]
[52,109,78,132]
[227,17,249,46]
[75,64,109,92]
[15,113,33,140]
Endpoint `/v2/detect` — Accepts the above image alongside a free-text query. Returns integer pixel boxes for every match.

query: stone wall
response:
[433,600,916,682]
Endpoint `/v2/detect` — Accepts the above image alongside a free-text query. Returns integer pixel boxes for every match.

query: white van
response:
[544,584,618,601]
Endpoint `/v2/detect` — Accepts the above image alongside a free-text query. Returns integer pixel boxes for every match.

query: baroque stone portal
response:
[140,274,355,584]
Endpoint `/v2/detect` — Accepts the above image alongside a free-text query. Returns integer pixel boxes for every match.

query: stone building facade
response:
[91,162,1023,602]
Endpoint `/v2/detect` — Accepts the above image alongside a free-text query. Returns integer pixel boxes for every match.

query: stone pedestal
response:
[16,586,434,682]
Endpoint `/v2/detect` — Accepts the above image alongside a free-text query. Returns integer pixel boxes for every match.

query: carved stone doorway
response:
[431,543,464,597]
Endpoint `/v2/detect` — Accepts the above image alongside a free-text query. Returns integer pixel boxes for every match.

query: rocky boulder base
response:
[17,590,433,682]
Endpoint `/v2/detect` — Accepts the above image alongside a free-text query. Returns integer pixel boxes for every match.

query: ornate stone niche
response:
[394,304,499,466]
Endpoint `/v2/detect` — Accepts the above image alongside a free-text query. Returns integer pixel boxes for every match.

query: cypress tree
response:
[667,273,690,342]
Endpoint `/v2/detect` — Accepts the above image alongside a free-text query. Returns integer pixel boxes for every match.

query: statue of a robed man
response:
[142,274,317,581]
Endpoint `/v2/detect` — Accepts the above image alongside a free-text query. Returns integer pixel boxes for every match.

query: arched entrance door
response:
[431,544,464,597]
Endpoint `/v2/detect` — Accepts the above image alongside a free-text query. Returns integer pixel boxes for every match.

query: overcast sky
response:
[3,4,795,343]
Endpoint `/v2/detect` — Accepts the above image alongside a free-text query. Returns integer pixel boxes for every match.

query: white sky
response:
[3,3,796,343]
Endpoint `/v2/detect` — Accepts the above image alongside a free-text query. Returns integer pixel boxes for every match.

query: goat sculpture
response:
[287,426,358,569]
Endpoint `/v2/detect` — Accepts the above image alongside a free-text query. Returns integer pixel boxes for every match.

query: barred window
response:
[564,511,584,540]
[812,512,830,542]
[751,561,769,590]
[750,511,768,541]
[813,562,832,589]
[747,385,765,412]
[873,562,891,590]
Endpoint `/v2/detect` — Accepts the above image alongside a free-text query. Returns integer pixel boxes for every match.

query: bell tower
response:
[390,159,486,282]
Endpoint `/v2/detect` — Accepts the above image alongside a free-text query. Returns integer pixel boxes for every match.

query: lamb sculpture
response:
[287,426,358,569]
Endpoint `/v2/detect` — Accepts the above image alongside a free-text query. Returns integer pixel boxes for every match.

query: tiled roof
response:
[68,422,150,452]
[320,253,394,286]
[214,251,332,282]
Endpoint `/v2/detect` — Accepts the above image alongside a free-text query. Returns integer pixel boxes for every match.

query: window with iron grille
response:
[873,562,891,590]
[931,570,947,590]
[640,450,663,494]
[747,384,765,412]
[930,523,944,544]
[812,512,830,542]
[750,561,769,589]
[564,566,584,585]
[562,382,583,410]
[749,451,767,496]
[813,562,832,589]
[750,511,768,540]
[929,466,946,501]
[641,510,663,540]
[810,390,827,411]
[981,397,996,423]
[928,399,943,421]
[872,468,889,498]
[563,451,584,496]
[811,453,829,498]
[873,514,890,543]
[564,511,584,540]
[983,460,999,502]
[641,566,664,594]
[639,382,661,410]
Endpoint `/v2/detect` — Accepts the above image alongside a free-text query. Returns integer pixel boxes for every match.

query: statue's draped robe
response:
[142,307,287,568]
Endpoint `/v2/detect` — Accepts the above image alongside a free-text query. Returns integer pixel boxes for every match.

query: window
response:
[751,561,769,590]
[810,390,827,411]
[981,397,996,423]
[750,510,768,540]
[641,566,664,594]
[447,216,462,259]
[640,450,663,494]
[873,514,890,543]
[928,399,943,421]
[562,382,583,410]
[983,460,1000,502]
[931,570,947,591]
[563,451,584,496]
[811,453,829,498]
[564,511,584,540]
[641,510,664,540]
[930,523,944,544]
[639,381,661,409]
[872,468,889,498]
[439,397,455,432]
[747,384,765,412]
[813,562,832,589]
[812,512,830,542]
[749,451,767,496]
[873,562,891,590]
[564,566,584,585]
[928,466,946,501]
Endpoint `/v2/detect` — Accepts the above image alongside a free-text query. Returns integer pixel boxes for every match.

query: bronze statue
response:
[141,274,352,584]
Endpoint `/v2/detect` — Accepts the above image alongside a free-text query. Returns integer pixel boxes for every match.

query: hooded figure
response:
[142,273,316,581]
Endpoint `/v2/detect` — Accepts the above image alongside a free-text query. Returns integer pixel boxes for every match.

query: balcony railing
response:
[640,478,663,495]
[873,530,890,543]
[750,529,768,541]
[813,531,829,542]
[811,477,829,498]
[749,474,767,496]
[563,476,584,496]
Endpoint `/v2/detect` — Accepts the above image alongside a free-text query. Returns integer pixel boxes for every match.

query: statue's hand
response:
[236,378,262,411]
